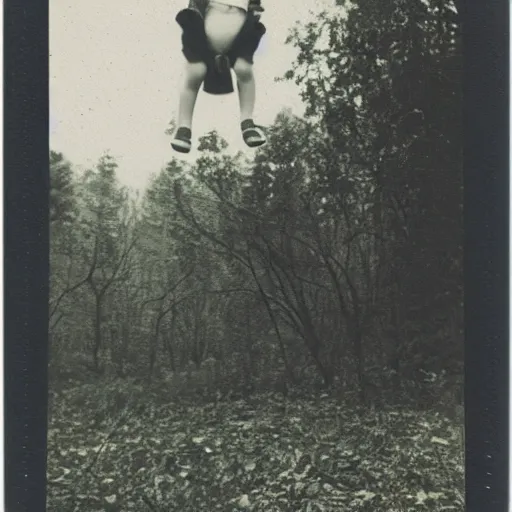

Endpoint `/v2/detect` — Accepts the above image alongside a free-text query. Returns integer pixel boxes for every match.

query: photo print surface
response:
[48,0,464,510]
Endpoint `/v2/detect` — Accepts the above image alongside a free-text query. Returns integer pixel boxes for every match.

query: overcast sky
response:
[50,0,333,190]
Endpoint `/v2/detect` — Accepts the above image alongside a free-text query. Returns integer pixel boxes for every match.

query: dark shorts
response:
[176,6,266,95]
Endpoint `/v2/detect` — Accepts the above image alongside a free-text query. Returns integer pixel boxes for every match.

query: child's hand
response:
[248,0,264,13]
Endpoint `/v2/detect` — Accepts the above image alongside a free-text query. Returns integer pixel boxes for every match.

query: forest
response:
[47,1,464,510]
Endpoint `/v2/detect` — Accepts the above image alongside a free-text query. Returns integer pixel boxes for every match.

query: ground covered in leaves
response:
[47,380,464,512]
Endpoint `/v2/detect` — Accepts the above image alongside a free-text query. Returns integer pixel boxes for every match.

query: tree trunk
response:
[311,352,333,388]
[120,320,130,377]
[93,296,103,373]
[243,305,255,394]
[390,302,402,393]
[166,308,177,372]
[248,255,294,384]
[351,322,366,404]
[149,313,163,379]
[298,306,332,388]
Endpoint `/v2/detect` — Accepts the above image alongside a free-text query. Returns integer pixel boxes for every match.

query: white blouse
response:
[211,0,250,11]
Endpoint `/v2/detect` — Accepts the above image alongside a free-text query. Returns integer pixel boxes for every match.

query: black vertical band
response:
[464,0,509,509]
[4,0,50,510]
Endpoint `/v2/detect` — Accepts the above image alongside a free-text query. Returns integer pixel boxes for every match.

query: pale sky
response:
[50,0,333,191]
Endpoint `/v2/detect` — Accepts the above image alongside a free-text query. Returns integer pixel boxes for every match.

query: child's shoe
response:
[241,119,266,148]
[171,127,192,153]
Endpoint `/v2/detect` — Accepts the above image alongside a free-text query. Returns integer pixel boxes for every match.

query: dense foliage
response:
[48,0,463,509]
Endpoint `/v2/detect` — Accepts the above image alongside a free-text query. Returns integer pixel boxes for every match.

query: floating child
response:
[171,0,267,153]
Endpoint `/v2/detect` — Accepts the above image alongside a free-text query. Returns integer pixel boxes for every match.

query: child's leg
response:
[233,58,266,147]
[177,61,208,129]
[172,61,207,153]
[233,58,255,122]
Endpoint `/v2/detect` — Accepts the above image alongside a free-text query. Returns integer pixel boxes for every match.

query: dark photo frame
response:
[4,0,509,510]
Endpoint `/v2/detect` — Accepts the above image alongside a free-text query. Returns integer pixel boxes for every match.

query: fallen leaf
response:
[354,490,376,501]
[415,490,428,504]
[245,461,256,472]
[238,494,251,508]
[105,494,117,504]
[431,436,450,446]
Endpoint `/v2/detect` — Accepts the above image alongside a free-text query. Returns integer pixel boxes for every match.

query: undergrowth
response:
[47,378,465,512]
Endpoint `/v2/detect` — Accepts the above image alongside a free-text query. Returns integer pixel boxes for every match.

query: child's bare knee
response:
[234,59,253,83]
[185,62,207,88]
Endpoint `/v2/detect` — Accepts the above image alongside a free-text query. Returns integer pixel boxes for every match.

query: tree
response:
[49,151,80,372]
[50,151,75,224]
[284,0,463,397]
[78,154,138,372]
